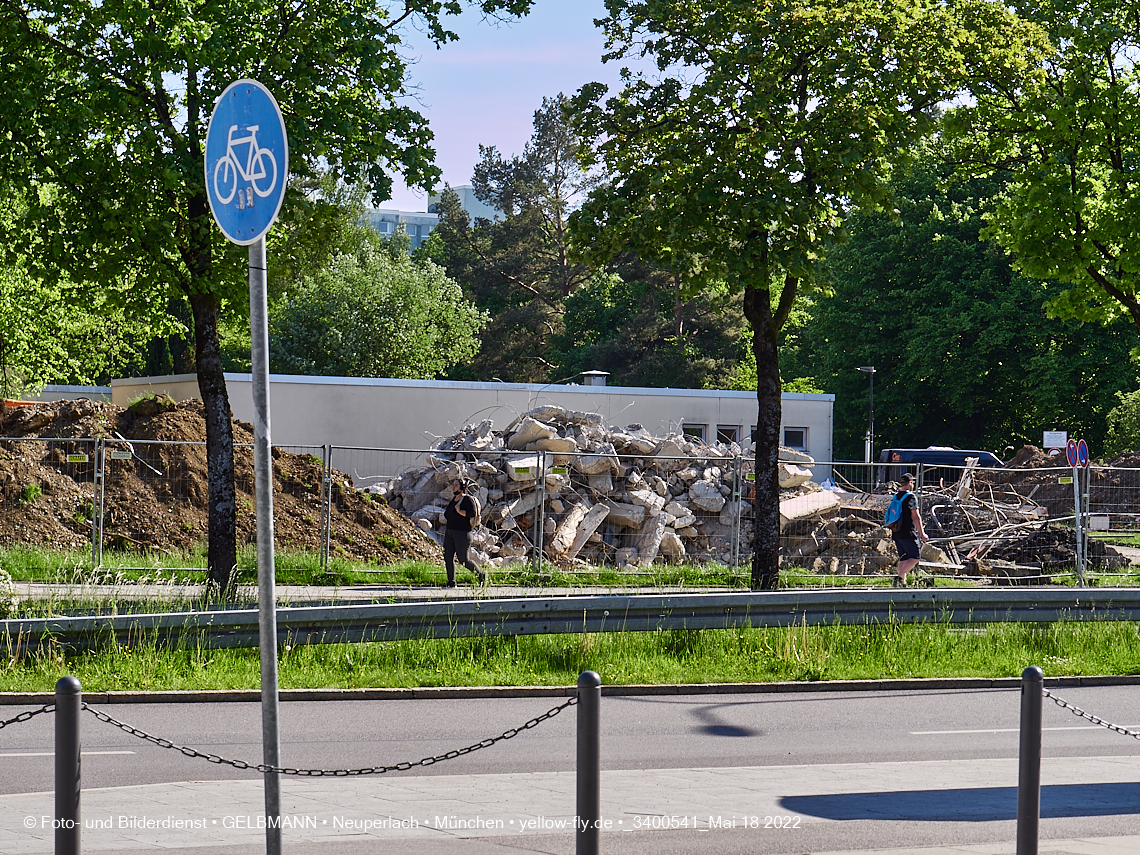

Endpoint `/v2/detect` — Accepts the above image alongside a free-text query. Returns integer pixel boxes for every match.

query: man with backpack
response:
[442,478,485,588]
[887,473,928,585]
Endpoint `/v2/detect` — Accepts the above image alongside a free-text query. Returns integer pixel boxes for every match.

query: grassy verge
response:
[4,620,1140,693]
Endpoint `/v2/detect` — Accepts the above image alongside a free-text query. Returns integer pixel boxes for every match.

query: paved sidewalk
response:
[1,755,1138,853]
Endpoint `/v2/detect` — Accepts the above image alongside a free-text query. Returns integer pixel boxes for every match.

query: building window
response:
[783,427,807,450]
[717,425,739,444]
[682,424,706,441]
[377,222,390,234]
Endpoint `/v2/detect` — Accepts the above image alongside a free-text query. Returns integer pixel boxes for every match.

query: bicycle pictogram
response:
[212,124,278,206]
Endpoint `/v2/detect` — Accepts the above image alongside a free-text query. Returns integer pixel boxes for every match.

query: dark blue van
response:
[876,447,1003,488]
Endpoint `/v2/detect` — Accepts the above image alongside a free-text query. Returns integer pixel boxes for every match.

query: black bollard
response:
[1016,666,1043,855]
[576,671,601,855]
[55,675,82,855]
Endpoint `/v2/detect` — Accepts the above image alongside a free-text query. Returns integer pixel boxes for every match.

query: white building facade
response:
[110,374,834,466]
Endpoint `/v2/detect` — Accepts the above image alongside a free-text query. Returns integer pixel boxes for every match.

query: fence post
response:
[91,438,102,569]
[576,670,601,855]
[1016,665,1043,855]
[533,450,546,573]
[322,445,333,572]
[55,675,81,855]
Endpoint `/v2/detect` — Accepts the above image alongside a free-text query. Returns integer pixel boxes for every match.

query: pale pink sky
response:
[386,0,627,211]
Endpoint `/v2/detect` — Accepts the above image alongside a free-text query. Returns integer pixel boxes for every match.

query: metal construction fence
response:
[2,435,1138,583]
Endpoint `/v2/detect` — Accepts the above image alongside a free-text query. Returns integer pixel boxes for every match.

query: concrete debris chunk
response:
[547,502,590,559]
[565,503,611,562]
[507,416,559,450]
[689,479,726,513]
[635,515,667,566]
[505,455,542,482]
[778,463,814,489]
[601,501,647,529]
[658,528,685,560]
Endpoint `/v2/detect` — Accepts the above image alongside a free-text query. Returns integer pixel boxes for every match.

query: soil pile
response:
[0,399,440,564]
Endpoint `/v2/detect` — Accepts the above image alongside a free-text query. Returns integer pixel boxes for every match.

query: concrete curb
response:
[3,674,1139,705]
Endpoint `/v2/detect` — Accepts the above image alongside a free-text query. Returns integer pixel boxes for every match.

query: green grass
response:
[8,544,1140,594]
[0,544,757,589]
[4,620,1140,693]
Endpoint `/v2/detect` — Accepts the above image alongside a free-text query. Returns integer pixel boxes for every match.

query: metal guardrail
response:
[6,589,1140,651]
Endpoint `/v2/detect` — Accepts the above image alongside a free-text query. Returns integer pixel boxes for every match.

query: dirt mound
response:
[1106,450,1140,468]
[1005,445,1057,468]
[0,399,440,565]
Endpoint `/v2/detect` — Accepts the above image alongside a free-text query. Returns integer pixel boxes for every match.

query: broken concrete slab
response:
[779,463,814,489]
[507,416,559,450]
[565,503,611,562]
[601,500,647,529]
[547,502,590,559]
[779,490,841,530]
[635,514,667,566]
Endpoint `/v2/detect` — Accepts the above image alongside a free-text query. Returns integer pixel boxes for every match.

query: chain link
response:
[0,704,54,731]
[1041,688,1140,740]
[83,695,578,776]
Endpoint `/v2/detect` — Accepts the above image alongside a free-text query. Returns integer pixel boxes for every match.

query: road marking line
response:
[911,726,1140,735]
[0,751,136,757]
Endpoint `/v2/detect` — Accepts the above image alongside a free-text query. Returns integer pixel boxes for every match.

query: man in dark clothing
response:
[892,473,928,585]
[443,478,485,587]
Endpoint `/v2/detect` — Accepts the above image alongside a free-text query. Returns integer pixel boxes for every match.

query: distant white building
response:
[428,185,502,222]
[362,209,439,251]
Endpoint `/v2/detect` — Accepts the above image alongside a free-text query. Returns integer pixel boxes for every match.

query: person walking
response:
[443,478,485,587]
[892,473,928,585]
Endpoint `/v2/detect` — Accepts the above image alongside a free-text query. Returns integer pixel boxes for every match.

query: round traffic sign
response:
[204,80,288,245]
[1066,439,1078,468]
[1077,439,1090,468]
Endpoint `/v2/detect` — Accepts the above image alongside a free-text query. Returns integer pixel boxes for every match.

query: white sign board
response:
[1042,430,1068,449]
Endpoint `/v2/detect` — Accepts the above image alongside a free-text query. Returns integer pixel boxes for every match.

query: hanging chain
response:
[83,695,577,776]
[0,704,54,731]
[1042,687,1140,740]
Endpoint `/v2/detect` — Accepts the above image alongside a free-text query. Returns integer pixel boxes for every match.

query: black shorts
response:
[894,537,920,561]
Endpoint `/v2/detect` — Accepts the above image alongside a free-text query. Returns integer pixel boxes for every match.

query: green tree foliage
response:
[426,95,597,381]
[802,144,1136,460]
[269,239,485,379]
[0,191,176,396]
[948,0,1140,340]
[1105,389,1140,457]
[552,262,748,388]
[0,266,171,397]
[569,0,1036,588]
[0,0,532,588]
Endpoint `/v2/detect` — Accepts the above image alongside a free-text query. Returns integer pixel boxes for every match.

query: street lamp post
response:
[857,366,876,464]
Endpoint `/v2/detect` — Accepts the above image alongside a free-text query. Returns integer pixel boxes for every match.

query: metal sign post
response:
[205,78,288,855]
[1067,440,1083,586]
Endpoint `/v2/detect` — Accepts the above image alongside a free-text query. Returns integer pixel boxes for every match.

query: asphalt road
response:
[2,685,1140,854]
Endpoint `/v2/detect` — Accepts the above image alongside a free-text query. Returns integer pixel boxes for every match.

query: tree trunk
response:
[188,290,237,594]
[743,284,782,590]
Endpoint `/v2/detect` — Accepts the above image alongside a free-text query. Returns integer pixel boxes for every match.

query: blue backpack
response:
[884,491,912,533]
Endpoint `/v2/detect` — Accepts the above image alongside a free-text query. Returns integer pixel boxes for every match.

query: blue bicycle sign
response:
[204,80,288,245]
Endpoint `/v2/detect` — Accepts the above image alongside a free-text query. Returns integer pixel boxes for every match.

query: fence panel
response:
[0,436,99,559]
[7,431,1140,587]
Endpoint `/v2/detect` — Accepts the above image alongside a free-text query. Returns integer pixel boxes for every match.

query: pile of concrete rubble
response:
[370,405,828,570]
